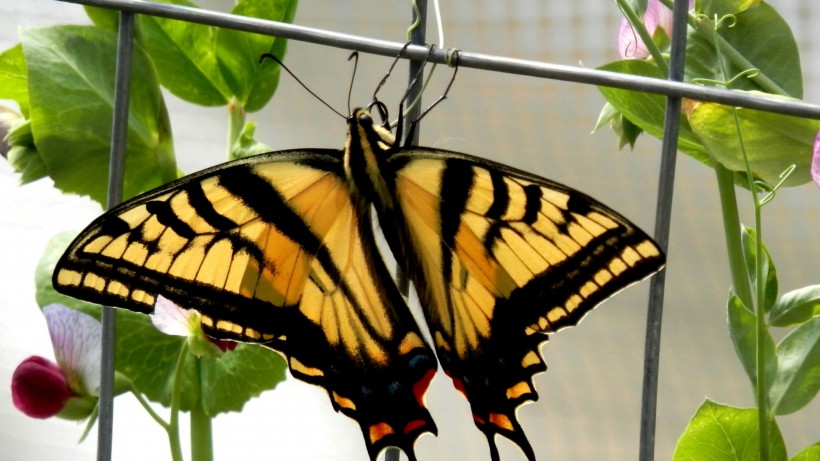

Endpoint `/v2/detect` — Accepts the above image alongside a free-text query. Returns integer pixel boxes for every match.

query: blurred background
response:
[1,1,818,460]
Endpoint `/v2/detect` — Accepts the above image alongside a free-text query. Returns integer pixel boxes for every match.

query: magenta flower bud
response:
[12,356,75,419]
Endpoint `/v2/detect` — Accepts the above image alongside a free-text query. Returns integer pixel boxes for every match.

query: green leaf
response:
[699,0,761,17]
[769,316,820,415]
[685,3,802,98]
[200,344,286,415]
[688,100,817,188]
[84,6,119,32]
[21,25,177,206]
[727,291,777,395]
[600,2,803,187]
[617,112,643,149]
[673,400,786,461]
[215,0,298,113]
[36,232,286,413]
[0,44,30,116]
[5,117,46,183]
[137,0,231,106]
[593,102,644,150]
[791,442,820,461]
[4,113,31,146]
[770,285,820,327]
[740,226,778,312]
[597,60,710,163]
[593,102,618,133]
[7,144,47,184]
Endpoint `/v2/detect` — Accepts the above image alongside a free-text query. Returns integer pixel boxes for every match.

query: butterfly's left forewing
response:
[383,149,665,461]
[54,149,438,461]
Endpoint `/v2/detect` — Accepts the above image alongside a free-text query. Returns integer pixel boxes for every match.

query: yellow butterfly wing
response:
[381,149,665,461]
[53,149,438,461]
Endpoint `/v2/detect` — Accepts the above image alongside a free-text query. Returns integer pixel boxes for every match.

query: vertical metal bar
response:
[404,0,428,145]
[97,11,135,461]
[638,0,687,460]
[386,2,427,460]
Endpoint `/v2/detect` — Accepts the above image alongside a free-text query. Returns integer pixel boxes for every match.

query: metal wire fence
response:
[43,0,820,460]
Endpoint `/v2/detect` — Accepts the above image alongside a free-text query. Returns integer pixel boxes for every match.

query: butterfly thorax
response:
[345,109,397,210]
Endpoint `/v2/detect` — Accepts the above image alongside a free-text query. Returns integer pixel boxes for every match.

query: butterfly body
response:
[54,107,664,461]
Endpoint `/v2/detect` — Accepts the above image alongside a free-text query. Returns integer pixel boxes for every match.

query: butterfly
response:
[53,52,665,461]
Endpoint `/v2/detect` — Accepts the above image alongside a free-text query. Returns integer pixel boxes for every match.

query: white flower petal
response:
[43,304,102,394]
[151,295,197,337]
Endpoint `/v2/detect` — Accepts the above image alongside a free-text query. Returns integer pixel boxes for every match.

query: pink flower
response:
[618,0,694,59]
[12,305,100,420]
[812,130,820,188]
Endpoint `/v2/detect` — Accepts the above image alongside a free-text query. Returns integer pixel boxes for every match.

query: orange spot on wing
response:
[489,413,514,431]
[369,422,395,444]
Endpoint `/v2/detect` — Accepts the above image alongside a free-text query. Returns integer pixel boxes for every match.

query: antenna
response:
[259,53,346,119]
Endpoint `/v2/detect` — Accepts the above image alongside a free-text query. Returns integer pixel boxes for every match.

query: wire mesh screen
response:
[1,1,818,460]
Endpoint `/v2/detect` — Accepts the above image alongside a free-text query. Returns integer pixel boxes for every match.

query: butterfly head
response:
[348,108,396,150]
[344,108,399,207]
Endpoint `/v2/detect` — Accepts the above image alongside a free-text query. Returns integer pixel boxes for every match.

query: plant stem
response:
[227,98,246,158]
[733,105,771,461]
[753,203,771,461]
[130,386,170,430]
[190,360,214,461]
[713,161,771,461]
[713,164,753,306]
[167,343,188,461]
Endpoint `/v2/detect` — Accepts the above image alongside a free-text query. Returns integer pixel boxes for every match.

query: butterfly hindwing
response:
[53,149,438,461]
[381,148,665,460]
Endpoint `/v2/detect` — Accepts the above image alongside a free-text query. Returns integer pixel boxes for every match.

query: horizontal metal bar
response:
[58,0,820,120]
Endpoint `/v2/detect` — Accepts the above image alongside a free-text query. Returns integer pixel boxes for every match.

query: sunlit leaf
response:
[699,0,762,17]
[0,44,29,116]
[673,400,786,461]
[688,100,817,187]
